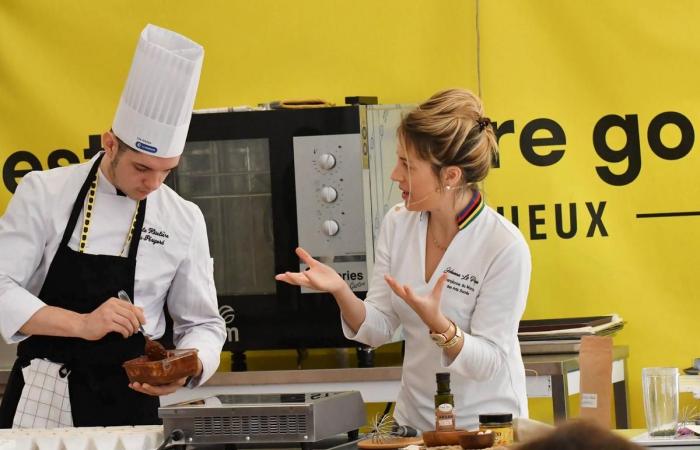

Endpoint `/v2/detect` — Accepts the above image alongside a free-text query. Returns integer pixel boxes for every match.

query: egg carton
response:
[0,425,163,450]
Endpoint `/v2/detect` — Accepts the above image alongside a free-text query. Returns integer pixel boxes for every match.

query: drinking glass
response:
[642,367,679,438]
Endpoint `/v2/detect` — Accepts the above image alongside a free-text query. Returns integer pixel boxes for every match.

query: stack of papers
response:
[518,314,624,354]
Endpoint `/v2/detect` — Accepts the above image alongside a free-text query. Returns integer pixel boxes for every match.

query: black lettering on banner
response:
[555,203,577,239]
[84,134,103,160]
[520,118,566,167]
[3,151,42,193]
[1,135,103,194]
[498,201,608,240]
[593,114,641,186]
[528,204,547,240]
[586,201,608,237]
[492,120,515,168]
[47,149,80,169]
[647,111,694,160]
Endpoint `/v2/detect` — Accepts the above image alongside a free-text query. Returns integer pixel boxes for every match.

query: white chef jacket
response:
[342,202,530,432]
[0,154,226,386]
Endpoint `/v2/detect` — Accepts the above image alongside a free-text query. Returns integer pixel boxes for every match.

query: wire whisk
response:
[368,413,395,443]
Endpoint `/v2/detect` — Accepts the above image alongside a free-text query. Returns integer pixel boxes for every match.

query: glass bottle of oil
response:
[434,372,455,431]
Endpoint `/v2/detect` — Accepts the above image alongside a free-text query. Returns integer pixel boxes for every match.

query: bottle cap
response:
[436,372,451,383]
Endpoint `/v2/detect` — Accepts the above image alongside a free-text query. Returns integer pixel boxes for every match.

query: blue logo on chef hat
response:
[135,138,158,154]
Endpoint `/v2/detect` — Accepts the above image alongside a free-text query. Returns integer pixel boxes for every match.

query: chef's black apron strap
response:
[128,197,147,257]
[4,154,161,427]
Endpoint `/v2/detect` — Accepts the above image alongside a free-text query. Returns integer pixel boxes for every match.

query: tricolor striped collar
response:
[456,191,485,230]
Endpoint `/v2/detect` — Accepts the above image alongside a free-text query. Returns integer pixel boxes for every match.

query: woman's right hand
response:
[275,247,348,295]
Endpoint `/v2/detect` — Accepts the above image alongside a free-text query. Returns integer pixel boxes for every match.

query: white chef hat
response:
[112,24,204,158]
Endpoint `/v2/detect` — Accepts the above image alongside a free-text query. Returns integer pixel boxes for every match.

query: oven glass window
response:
[179,139,275,295]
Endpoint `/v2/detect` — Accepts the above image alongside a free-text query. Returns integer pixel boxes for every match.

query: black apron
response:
[0,154,160,427]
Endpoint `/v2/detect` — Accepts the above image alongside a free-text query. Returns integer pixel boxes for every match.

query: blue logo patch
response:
[135,141,158,153]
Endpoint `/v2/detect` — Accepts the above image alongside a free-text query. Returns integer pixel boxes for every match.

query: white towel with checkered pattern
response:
[12,358,73,428]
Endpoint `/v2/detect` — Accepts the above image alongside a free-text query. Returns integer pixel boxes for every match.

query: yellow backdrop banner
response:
[480,0,700,426]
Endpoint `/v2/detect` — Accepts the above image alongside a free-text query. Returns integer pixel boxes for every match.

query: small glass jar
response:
[479,413,513,445]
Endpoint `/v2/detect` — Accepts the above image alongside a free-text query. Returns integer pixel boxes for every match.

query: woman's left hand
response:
[129,378,188,396]
[384,272,450,332]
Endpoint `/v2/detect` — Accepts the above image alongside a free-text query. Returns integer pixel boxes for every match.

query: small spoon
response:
[117,290,168,361]
[117,290,149,336]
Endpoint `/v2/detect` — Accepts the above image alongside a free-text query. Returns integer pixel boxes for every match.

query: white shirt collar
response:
[97,166,132,199]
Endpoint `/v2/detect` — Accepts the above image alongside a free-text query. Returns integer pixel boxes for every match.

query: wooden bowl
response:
[421,430,470,447]
[123,348,198,385]
[457,430,495,449]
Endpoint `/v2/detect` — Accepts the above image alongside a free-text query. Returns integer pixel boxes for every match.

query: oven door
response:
[172,107,365,352]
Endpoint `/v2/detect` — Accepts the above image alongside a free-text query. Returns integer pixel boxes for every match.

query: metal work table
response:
[1,347,630,427]
[160,346,630,427]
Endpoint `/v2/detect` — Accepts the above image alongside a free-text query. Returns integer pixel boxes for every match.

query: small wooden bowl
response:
[421,430,470,447]
[457,430,495,449]
[123,348,198,385]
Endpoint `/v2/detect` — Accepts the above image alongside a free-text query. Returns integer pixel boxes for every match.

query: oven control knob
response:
[322,220,339,236]
[318,153,336,170]
[320,186,338,203]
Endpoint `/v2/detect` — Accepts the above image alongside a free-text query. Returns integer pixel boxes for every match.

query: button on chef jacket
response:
[342,202,530,432]
[0,154,226,385]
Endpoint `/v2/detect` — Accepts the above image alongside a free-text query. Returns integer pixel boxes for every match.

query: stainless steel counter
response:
[205,366,401,386]
[1,346,631,427]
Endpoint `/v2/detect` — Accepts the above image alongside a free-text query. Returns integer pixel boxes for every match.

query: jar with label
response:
[479,413,513,445]
[435,403,456,431]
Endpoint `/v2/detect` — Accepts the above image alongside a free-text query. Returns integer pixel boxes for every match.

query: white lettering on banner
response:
[219,305,240,343]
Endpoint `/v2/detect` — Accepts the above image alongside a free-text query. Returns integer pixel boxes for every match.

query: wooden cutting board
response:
[357,436,424,449]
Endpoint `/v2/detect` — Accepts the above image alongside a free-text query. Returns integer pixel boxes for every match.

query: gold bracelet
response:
[429,319,455,347]
[430,320,453,336]
[438,324,463,349]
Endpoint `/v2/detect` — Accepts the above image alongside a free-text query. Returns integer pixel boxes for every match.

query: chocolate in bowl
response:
[123,348,199,385]
[145,338,168,361]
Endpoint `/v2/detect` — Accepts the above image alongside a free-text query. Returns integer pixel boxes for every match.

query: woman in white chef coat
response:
[0,25,226,428]
[277,88,531,431]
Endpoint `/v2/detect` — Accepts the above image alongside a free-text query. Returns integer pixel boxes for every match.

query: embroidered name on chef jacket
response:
[444,266,480,296]
[140,226,170,247]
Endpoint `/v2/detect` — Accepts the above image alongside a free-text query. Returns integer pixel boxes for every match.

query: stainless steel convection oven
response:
[167,104,410,361]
